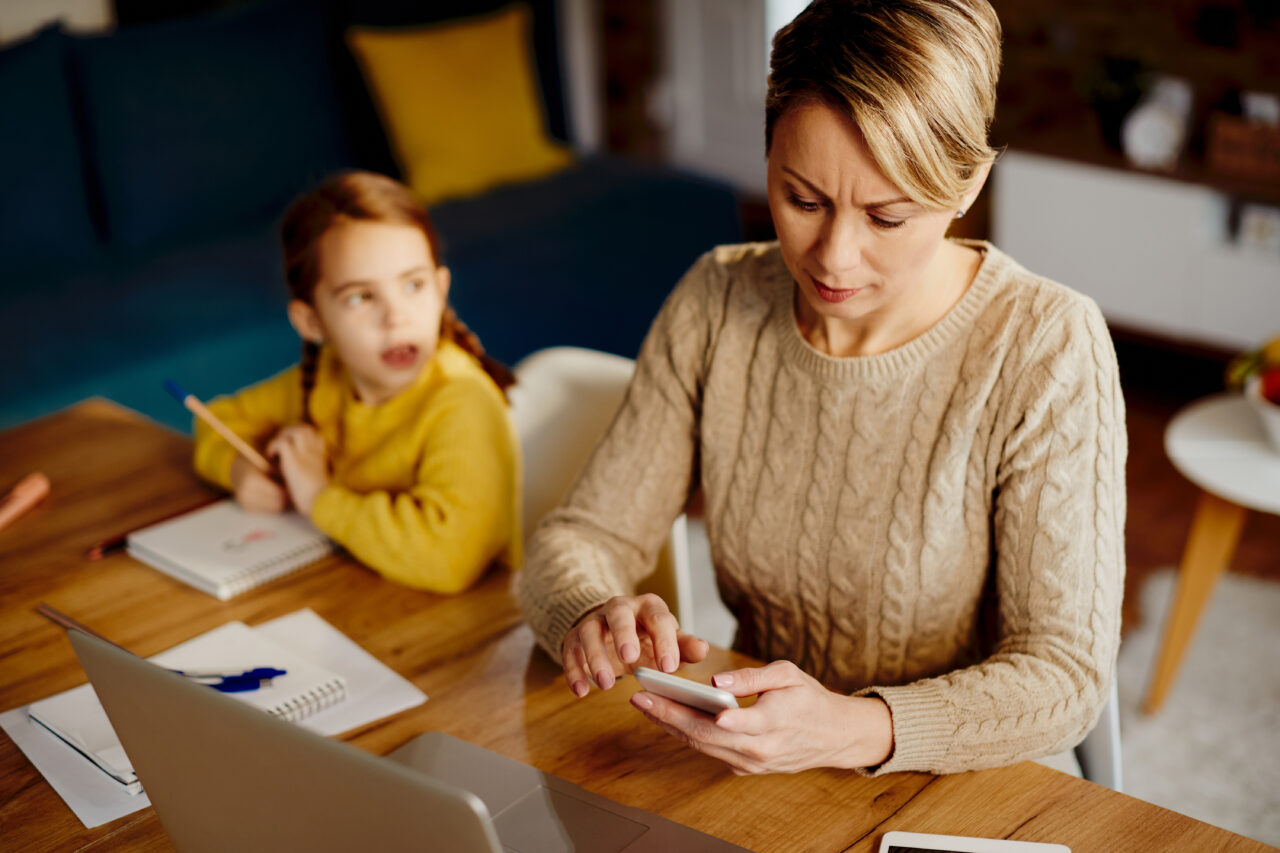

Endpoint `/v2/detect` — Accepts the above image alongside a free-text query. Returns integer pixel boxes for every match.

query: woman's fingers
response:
[575,617,619,690]
[631,692,761,773]
[561,634,592,697]
[676,631,710,664]
[562,594,692,697]
[603,600,643,664]
[711,660,805,696]
[635,595,681,671]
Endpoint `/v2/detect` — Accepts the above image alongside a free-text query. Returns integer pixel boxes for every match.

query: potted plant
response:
[1226,334,1280,452]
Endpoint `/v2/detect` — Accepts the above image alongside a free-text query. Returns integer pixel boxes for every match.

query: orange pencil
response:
[164,379,273,475]
[0,472,51,532]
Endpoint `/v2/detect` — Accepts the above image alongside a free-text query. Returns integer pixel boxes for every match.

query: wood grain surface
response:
[0,400,1270,852]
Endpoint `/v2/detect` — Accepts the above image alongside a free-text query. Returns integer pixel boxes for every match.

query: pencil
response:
[86,498,218,560]
[35,602,126,650]
[163,379,273,475]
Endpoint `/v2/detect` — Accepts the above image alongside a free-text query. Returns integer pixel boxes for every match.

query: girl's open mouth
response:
[381,344,419,368]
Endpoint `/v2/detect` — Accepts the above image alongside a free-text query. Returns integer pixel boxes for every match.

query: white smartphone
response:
[633,667,738,715]
[879,830,1070,853]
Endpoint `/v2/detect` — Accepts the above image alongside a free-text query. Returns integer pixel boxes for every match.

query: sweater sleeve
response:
[309,377,520,594]
[857,296,1128,775]
[192,367,302,489]
[517,252,725,661]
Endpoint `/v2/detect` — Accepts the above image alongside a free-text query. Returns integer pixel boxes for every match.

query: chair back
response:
[509,347,694,631]
[1075,680,1123,792]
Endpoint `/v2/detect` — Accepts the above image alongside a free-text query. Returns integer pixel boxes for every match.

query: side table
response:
[1144,392,1280,713]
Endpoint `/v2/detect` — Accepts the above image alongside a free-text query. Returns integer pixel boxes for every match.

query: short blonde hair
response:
[766,0,1002,210]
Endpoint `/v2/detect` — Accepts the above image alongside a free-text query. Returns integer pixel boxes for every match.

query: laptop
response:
[67,629,747,852]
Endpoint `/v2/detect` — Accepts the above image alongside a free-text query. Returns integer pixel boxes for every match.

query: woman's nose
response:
[814,213,863,276]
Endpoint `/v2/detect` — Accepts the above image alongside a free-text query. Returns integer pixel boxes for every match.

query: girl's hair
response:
[280,171,515,419]
[766,0,1002,210]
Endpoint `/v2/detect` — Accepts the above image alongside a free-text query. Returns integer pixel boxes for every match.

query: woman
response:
[518,0,1125,777]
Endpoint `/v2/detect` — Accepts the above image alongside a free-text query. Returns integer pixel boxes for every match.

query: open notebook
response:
[127,499,334,600]
[29,621,346,794]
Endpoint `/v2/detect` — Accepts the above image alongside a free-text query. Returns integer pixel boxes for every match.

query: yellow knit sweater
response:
[193,341,521,593]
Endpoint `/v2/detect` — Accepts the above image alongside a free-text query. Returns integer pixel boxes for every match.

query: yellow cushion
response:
[348,4,573,204]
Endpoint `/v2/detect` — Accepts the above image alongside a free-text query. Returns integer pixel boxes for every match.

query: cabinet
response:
[993,150,1280,350]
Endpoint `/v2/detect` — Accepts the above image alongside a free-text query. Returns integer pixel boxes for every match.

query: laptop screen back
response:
[67,629,502,853]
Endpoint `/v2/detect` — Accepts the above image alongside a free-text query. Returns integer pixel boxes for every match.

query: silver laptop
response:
[67,629,747,852]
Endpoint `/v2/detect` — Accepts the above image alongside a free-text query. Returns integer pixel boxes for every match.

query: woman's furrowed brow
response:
[781,166,914,209]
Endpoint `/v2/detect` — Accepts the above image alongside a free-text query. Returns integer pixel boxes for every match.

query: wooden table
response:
[0,400,1269,852]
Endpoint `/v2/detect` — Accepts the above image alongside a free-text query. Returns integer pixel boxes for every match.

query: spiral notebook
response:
[126,499,334,600]
[28,620,347,794]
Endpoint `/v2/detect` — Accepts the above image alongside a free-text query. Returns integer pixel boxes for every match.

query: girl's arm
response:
[193,366,303,489]
[854,297,1127,775]
[308,378,520,594]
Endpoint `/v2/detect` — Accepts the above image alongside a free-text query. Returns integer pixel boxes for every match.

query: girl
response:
[193,170,520,593]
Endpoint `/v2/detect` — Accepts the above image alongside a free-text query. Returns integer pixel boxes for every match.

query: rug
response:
[1117,568,1280,846]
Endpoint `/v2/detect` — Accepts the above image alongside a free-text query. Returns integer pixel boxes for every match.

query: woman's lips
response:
[381,344,419,368]
[813,279,861,303]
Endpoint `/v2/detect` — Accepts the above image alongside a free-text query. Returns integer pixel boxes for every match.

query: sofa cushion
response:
[0,25,101,272]
[70,0,354,250]
[348,4,573,204]
[343,0,569,144]
[435,156,743,364]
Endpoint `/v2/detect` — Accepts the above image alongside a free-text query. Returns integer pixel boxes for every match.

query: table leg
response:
[1142,490,1248,714]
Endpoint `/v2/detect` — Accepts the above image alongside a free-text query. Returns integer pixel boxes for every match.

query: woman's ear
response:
[288,299,325,344]
[960,161,993,215]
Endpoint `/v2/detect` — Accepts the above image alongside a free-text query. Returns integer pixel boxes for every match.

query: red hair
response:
[280,171,515,420]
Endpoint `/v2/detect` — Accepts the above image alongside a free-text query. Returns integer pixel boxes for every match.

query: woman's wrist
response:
[836,694,895,770]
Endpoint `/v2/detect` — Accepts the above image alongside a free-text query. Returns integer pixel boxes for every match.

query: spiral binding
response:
[224,540,334,598]
[267,678,348,724]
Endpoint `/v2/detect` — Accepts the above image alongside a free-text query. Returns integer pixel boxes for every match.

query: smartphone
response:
[633,667,738,715]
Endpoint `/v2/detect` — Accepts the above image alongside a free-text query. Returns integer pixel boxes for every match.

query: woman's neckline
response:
[775,239,1004,380]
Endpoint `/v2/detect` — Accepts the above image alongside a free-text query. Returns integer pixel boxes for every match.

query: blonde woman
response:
[519,0,1125,777]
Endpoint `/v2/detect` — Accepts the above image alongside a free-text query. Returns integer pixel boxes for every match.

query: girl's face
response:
[289,219,450,406]
[767,102,965,354]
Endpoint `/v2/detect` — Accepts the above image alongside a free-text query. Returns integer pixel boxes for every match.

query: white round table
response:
[1144,393,1280,713]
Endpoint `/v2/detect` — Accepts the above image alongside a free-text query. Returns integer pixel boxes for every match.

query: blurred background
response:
[1,0,1277,844]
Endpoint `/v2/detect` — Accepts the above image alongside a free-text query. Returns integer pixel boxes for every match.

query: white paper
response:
[0,608,427,828]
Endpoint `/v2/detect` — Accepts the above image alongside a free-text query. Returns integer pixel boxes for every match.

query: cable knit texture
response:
[518,240,1126,775]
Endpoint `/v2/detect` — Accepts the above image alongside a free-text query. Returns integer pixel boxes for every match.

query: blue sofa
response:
[0,0,740,432]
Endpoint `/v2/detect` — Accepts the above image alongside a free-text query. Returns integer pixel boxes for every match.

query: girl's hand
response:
[265,425,330,516]
[561,593,709,698]
[629,659,895,775]
[229,455,287,513]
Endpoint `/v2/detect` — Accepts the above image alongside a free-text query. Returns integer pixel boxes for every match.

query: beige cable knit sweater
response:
[518,240,1126,775]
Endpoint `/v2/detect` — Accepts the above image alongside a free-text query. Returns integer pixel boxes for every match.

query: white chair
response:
[1075,680,1123,792]
[509,347,695,634]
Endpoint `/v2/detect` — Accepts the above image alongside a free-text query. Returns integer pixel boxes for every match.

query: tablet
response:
[879,831,1070,853]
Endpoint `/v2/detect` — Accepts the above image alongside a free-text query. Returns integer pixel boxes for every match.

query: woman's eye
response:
[869,214,907,230]
[406,278,426,293]
[786,192,822,213]
[343,291,371,307]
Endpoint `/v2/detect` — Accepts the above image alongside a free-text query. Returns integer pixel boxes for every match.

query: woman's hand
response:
[229,455,287,513]
[561,593,710,698]
[265,425,330,516]
[630,660,894,774]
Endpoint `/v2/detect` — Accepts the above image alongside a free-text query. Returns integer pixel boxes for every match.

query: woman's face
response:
[767,102,959,341]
